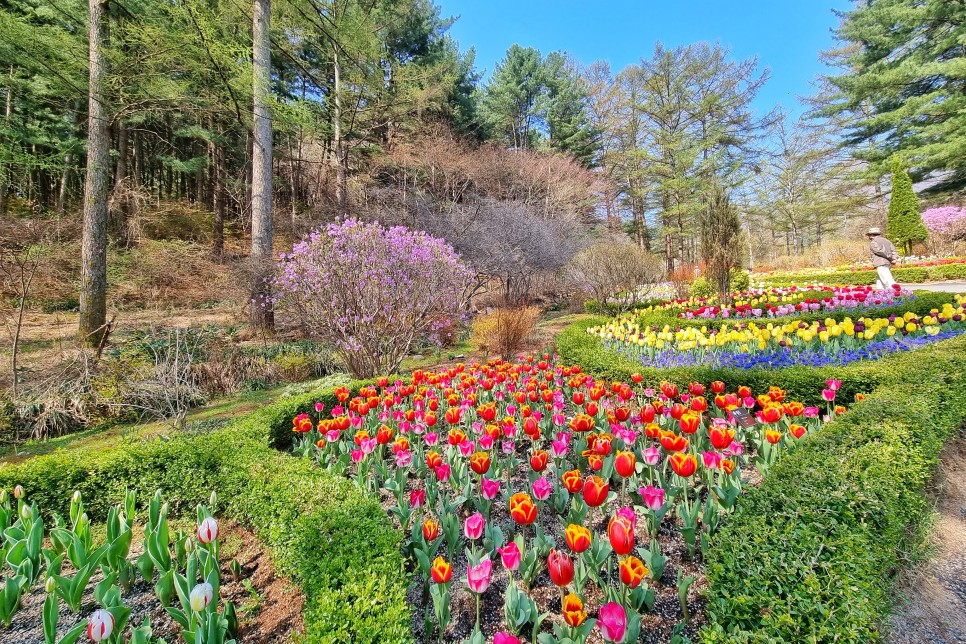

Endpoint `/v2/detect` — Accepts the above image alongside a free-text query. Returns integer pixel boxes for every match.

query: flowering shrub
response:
[922,206,966,238]
[273,219,473,378]
[589,298,966,369]
[295,358,848,642]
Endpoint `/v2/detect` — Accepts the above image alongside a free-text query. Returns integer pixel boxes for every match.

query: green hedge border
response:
[557,318,966,642]
[757,262,966,287]
[0,380,413,644]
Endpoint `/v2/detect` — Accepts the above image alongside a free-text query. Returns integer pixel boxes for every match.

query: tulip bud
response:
[197,517,219,544]
[45,577,56,593]
[210,491,218,508]
[13,485,24,499]
[72,490,82,503]
[20,504,31,521]
[0,490,7,504]
[189,582,214,612]
[185,537,195,553]
[87,609,114,642]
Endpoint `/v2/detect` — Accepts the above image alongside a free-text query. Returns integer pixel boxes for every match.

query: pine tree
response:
[700,184,742,303]
[886,155,927,255]
[822,0,966,190]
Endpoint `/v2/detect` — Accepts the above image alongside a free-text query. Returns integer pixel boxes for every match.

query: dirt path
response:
[888,431,966,644]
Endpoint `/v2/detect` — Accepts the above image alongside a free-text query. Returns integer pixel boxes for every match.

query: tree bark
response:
[211,136,225,260]
[333,45,348,216]
[250,0,274,330]
[79,0,111,347]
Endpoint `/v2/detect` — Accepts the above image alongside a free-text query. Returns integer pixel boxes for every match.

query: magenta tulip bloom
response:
[615,506,637,529]
[424,432,438,446]
[410,489,426,508]
[464,512,485,540]
[598,602,628,642]
[459,440,475,457]
[701,450,722,470]
[494,633,520,644]
[434,463,451,481]
[467,558,492,594]
[639,486,665,511]
[481,477,501,501]
[822,388,836,402]
[497,542,521,571]
[350,449,364,463]
[532,476,553,501]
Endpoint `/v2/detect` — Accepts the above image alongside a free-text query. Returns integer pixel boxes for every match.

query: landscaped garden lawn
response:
[0,284,963,643]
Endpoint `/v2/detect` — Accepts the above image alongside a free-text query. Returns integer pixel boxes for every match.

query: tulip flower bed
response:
[0,488,239,644]
[674,285,912,321]
[588,298,966,370]
[295,361,847,643]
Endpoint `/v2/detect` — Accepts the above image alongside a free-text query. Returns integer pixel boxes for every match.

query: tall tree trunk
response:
[250,0,274,330]
[79,0,111,346]
[333,46,348,216]
[211,136,225,261]
[0,66,12,216]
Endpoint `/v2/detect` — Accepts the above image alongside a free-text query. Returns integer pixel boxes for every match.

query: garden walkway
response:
[887,431,966,643]
[901,282,966,293]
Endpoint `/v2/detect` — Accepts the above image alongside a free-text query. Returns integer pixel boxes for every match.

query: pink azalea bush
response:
[272,218,473,377]
[922,206,966,238]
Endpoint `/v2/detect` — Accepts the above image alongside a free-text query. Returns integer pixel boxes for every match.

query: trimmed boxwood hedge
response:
[0,379,412,644]
[700,334,966,642]
[758,262,966,287]
[557,315,966,642]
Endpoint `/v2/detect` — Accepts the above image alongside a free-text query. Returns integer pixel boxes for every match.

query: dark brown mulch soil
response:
[2,521,302,644]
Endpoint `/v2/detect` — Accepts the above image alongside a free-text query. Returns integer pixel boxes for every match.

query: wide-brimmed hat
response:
[866,227,882,236]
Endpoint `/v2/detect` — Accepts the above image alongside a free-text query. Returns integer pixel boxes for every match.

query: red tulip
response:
[509,492,537,525]
[670,453,698,477]
[561,469,582,493]
[614,450,636,478]
[547,548,574,587]
[582,475,609,507]
[607,514,635,556]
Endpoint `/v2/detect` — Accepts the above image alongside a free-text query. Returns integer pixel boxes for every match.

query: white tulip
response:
[189,582,214,612]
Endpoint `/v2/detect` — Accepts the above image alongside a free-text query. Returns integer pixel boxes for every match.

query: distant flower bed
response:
[590,299,966,370]
[676,285,911,321]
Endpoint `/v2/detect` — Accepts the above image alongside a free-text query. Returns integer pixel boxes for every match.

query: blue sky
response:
[438,0,854,121]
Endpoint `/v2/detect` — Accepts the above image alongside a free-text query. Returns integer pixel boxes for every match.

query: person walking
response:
[867,227,900,289]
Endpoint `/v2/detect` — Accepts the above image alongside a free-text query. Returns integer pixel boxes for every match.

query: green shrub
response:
[272,351,315,382]
[700,335,966,642]
[730,268,750,292]
[690,276,716,298]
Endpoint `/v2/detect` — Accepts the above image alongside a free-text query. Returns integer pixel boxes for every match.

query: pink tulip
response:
[532,476,552,501]
[803,407,820,418]
[464,512,485,540]
[701,451,722,470]
[395,450,412,468]
[325,430,340,442]
[551,438,569,457]
[615,506,637,529]
[434,464,451,482]
[726,440,745,456]
[478,434,494,450]
[826,379,842,391]
[822,389,836,402]
[598,602,627,643]
[314,402,325,412]
[481,477,501,500]
[642,446,662,466]
[497,542,521,571]
[467,558,492,594]
[424,432,438,446]
[502,440,515,455]
[350,449,364,463]
[552,413,566,426]
[459,440,475,457]
[494,633,520,644]
[639,486,665,511]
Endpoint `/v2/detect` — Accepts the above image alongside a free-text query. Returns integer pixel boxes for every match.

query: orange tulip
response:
[679,412,701,434]
[615,450,636,478]
[430,556,452,583]
[447,428,466,445]
[445,407,461,425]
[659,431,689,453]
[509,492,537,525]
[530,450,549,472]
[569,413,594,432]
[561,469,582,494]
[425,451,443,469]
[582,475,609,507]
[721,459,735,475]
[422,518,440,541]
[789,424,806,439]
[708,425,735,450]
[765,429,782,444]
[619,555,648,588]
[470,451,491,475]
[761,405,783,424]
[670,453,698,477]
[564,524,592,553]
[562,592,586,627]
